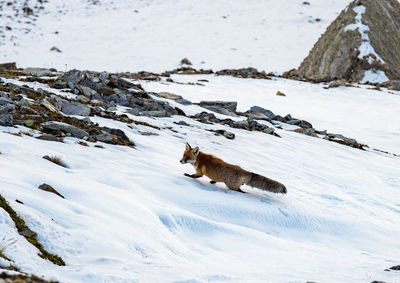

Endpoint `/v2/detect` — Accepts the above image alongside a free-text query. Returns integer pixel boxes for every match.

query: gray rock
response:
[215,129,235,139]
[142,110,169,117]
[294,128,316,136]
[175,98,192,105]
[41,121,88,139]
[96,134,113,143]
[232,120,250,130]
[201,105,237,116]
[245,112,271,121]
[248,106,275,119]
[76,85,97,98]
[61,102,91,116]
[40,99,60,113]
[0,97,13,106]
[0,114,13,126]
[199,101,237,112]
[103,128,129,141]
[36,134,64,142]
[262,127,275,134]
[175,120,191,126]
[23,67,51,77]
[157,92,183,100]
[286,119,302,126]
[0,104,16,115]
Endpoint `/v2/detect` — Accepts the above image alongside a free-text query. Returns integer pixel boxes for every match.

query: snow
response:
[1,75,400,282]
[1,0,400,282]
[361,70,390,84]
[344,5,389,83]
[1,0,352,73]
[143,74,400,154]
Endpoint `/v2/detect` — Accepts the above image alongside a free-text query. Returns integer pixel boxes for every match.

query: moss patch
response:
[0,195,65,266]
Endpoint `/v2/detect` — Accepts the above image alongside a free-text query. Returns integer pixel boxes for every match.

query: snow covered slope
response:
[1,0,351,73]
[1,73,400,282]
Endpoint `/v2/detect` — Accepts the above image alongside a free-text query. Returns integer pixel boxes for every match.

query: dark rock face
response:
[199,101,237,112]
[293,0,400,82]
[0,62,17,70]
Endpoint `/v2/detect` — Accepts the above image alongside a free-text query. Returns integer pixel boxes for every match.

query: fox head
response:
[180,143,199,164]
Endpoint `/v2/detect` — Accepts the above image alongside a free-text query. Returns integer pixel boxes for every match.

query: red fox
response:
[180,143,287,194]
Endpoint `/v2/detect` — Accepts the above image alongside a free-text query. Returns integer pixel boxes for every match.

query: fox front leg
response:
[184,173,202,178]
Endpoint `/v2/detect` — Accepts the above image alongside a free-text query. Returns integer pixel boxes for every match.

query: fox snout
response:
[180,159,186,164]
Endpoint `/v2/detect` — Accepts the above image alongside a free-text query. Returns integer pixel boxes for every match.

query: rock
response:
[299,120,313,129]
[97,86,114,96]
[23,67,51,77]
[0,62,17,70]
[23,120,36,128]
[328,79,347,88]
[38,183,64,198]
[244,112,271,121]
[41,121,89,139]
[0,97,13,105]
[294,0,400,82]
[214,129,235,139]
[201,105,237,116]
[61,101,91,116]
[157,92,183,100]
[40,99,60,113]
[389,265,400,270]
[175,120,191,126]
[76,85,97,98]
[117,77,143,91]
[386,80,400,91]
[103,128,129,141]
[199,101,237,112]
[276,90,286,96]
[36,134,64,142]
[0,114,13,126]
[233,120,249,129]
[180,58,192,65]
[294,128,316,136]
[215,68,270,79]
[175,98,192,105]
[248,106,275,119]
[141,110,169,117]
[286,119,301,126]
[52,80,69,89]
[96,133,113,143]
[20,227,37,238]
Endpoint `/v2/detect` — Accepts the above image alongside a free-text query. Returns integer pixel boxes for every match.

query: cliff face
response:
[295,0,400,83]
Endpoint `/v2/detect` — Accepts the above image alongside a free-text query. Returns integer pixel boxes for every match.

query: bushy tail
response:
[246,173,287,194]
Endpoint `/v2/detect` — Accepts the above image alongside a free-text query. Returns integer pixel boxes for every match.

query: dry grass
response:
[42,155,68,168]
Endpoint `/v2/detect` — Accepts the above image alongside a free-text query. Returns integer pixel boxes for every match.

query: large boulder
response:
[292,0,400,83]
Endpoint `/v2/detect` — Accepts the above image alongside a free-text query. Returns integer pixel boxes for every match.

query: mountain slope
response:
[1,72,399,282]
[1,0,352,73]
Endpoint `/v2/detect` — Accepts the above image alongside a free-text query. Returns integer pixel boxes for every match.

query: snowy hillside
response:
[1,0,352,73]
[1,0,400,282]
[1,69,400,282]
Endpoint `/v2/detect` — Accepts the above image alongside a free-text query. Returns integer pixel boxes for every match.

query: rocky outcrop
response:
[292,0,400,83]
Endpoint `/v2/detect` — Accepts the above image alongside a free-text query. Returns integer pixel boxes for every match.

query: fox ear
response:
[185,142,191,150]
[193,147,199,155]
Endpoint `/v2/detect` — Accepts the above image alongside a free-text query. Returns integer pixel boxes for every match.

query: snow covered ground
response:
[1,74,400,282]
[143,74,400,154]
[1,0,351,73]
[1,0,400,282]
